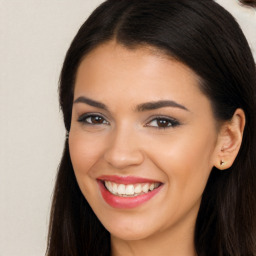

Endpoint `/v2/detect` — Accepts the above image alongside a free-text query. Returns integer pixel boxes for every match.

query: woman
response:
[46,0,256,255]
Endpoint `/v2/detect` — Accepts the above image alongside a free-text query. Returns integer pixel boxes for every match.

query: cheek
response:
[68,131,105,189]
[147,128,216,193]
[147,132,216,223]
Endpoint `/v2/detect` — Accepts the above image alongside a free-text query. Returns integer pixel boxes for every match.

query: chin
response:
[104,216,161,241]
[109,228,153,241]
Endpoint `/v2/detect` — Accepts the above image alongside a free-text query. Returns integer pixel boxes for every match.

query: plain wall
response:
[0,1,255,256]
[0,1,104,256]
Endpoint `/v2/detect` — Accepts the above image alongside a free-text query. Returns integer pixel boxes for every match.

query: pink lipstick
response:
[97,175,163,209]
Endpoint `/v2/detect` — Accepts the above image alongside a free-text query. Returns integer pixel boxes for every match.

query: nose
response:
[104,127,144,170]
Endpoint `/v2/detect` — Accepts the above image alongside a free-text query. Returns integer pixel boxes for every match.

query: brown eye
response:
[157,119,171,128]
[146,117,180,129]
[78,114,109,125]
[90,116,105,124]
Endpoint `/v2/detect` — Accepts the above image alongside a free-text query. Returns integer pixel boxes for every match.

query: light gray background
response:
[0,1,255,256]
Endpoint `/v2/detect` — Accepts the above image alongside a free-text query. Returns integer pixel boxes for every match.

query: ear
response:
[214,109,246,170]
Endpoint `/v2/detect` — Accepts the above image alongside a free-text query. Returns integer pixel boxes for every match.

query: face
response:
[69,41,219,241]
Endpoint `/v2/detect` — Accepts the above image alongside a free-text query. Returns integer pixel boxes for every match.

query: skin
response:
[69,40,245,256]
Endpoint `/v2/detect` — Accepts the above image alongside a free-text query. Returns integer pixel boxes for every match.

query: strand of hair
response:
[239,0,256,7]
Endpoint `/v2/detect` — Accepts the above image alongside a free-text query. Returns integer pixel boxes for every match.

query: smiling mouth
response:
[103,181,162,197]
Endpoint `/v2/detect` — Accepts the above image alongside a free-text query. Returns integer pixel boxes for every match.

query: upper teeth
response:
[104,181,160,197]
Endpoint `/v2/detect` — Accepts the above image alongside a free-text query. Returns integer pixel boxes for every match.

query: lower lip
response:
[98,181,162,209]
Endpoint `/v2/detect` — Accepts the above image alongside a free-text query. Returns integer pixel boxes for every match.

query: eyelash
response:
[78,113,109,125]
[77,113,180,129]
[146,116,180,129]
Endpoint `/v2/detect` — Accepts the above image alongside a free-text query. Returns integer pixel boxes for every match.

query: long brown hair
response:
[239,0,256,7]
[46,1,256,255]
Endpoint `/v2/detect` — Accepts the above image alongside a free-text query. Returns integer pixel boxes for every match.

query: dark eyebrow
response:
[136,100,189,112]
[73,96,189,112]
[73,96,108,111]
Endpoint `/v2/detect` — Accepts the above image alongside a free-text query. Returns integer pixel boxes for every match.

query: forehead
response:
[76,41,199,90]
[74,41,211,114]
